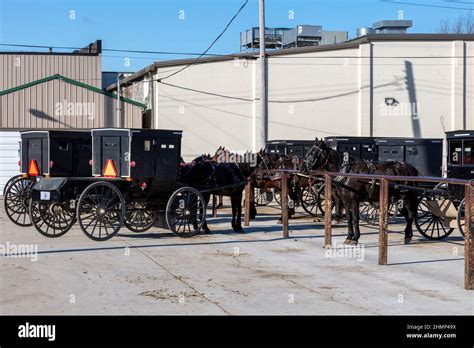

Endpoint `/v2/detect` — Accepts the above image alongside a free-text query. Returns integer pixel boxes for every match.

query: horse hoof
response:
[349,240,359,246]
[234,227,245,234]
[343,239,352,245]
[404,237,412,244]
[203,229,211,235]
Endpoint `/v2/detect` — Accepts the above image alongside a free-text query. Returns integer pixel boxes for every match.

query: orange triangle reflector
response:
[28,160,40,176]
[103,159,118,177]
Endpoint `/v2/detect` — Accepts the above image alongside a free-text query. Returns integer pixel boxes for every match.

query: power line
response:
[444,0,474,5]
[380,0,474,10]
[0,43,237,57]
[158,0,249,81]
[159,81,254,102]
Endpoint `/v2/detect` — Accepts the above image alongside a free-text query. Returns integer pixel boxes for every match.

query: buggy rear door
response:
[379,145,404,162]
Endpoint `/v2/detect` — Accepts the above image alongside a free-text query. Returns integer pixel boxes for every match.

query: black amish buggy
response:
[27,128,208,241]
[414,130,474,240]
[374,137,443,178]
[3,130,92,227]
[323,136,443,175]
[325,136,378,163]
[266,139,314,158]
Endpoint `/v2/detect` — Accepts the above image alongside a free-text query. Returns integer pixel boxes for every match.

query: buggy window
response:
[464,140,474,165]
[449,140,462,165]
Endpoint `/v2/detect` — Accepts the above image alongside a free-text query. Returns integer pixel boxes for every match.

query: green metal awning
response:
[0,74,146,109]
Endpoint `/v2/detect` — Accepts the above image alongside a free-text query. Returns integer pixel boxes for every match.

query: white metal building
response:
[111,34,474,161]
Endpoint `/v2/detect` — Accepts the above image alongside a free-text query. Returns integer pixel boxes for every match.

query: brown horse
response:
[251,149,302,222]
[302,139,419,245]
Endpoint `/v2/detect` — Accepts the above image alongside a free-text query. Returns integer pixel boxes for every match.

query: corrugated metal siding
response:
[0,79,143,129]
[0,54,101,90]
[0,131,20,194]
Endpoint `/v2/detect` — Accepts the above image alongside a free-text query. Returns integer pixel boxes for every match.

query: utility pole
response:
[258,0,267,150]
[116,73,123,128]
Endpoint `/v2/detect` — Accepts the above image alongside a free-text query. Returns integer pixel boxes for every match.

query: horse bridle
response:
[303,145,329,172]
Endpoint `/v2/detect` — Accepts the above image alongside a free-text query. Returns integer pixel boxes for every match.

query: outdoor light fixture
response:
[385,97,399,106]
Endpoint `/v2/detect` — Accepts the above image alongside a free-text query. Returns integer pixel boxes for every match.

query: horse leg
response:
[202,193,211,234]
[250,201,257,220]
[344,203,355,244]
[216,195,223,209]
[401,193,416,244]
[230,194,237,230]
[349,202,361,245]
[232,192,244,233]
[288,190,296,219]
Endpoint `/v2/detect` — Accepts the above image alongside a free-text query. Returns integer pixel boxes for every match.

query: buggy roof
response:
[20,130,91,139]
[375,137,442,145]
[266,140,314,145]
[446,130,474,139]
[91,128,182,138]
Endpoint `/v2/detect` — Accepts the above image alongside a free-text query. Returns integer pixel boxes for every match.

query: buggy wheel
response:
[29,199,76,238]
[4,176,34,227]
[254,187,273,206]
[166,187,206,238]
[3,174,22,196]
[124,202,154,233]
[315,184,335,215]
[301,184,321,216]
[77,182,125,241]
[457,199,465,238]
[359,201,398,225]
[415,197,454,240]
[273,188,282,205]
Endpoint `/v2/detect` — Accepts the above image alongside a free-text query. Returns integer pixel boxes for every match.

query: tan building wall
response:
[0,76,145,129]
[0,53,101,90]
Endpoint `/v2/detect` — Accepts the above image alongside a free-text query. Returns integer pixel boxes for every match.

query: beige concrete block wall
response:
[267,48,360,140]
[155,59,255,160]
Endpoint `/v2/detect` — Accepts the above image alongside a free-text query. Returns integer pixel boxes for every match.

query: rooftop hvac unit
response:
[282,25,323,48]
[240,27,289,49]
[372,20,413,34]
[356,27,375,37]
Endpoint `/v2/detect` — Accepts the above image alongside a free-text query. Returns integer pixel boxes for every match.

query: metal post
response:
[212,195,217,218]
[258,0,267,150]
[465,183,474,290]
[324,174,333,248]
[379,178,389,265]
[244,182,251,227]
[281,173,289,238]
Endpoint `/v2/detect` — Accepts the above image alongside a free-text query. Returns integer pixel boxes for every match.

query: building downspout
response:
[148,72,155,129]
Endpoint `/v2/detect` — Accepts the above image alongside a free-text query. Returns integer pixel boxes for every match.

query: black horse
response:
[302,139,419,245]
[179,153,248,234]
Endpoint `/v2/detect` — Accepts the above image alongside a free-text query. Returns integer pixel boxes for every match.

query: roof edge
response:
[106,33,474,91]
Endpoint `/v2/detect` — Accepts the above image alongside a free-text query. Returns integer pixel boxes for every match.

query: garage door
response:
[0,131,21,195]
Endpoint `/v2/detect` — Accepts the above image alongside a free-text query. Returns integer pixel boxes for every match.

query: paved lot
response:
[0,199,472,315]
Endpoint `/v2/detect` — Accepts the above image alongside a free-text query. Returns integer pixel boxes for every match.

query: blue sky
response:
[0,0,473,72]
